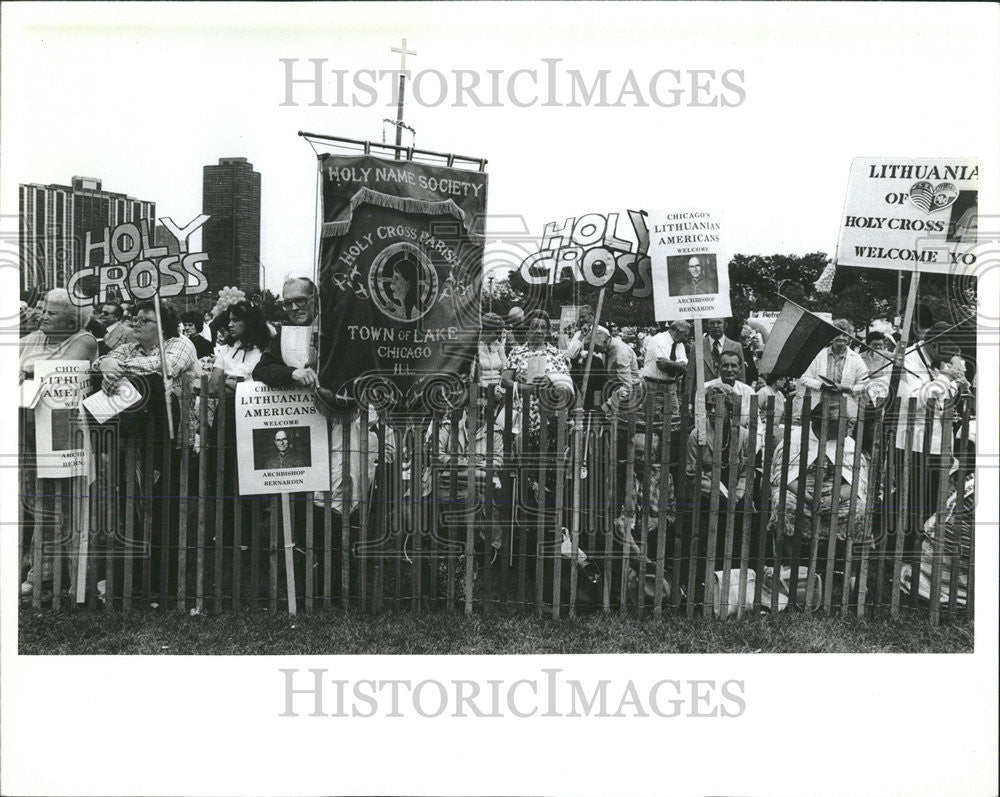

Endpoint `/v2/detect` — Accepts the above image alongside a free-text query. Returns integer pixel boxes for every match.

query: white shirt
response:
[213,343,262,381]
[642,331,686,381]
[704,377,755,424]
[895,344,963,455]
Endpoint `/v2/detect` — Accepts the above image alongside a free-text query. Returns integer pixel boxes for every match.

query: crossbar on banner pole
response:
[298,131,488,172]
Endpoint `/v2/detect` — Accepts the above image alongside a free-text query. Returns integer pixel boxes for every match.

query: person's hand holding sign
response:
[292,367,318,388]
[100,356,125,393]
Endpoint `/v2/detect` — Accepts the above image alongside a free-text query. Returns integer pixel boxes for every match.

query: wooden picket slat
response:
[857,403,885,618]
[701,400,726,619]
[840,403,866,612]
[736,395,759,619]
[947,401,972,622]
[752,395,777,614]
[195,376,208,614]
[341,417,353,609]
[464,396,478,615]
[929,401,955,626]
[568,407,585,619]
[718,399,743,620]
[654,391,674,618]
[619,413,636,616]
[123,434,137,612]
[602,425,615,613]
[447,411,459,613]
[804,395,831,611]
[891,397,917,619]
[550,411,567,620]
[177,383,191,613]
[101,427,116,611]
[358,404,370,613]
[771,399,795,613]
[411,421,424,612]
[269,495,279,613]
[213,383,226,614]
[141,421,154,603]
[534,408,548,617]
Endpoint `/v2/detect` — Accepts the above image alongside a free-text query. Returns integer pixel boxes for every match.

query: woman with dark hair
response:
[208,301,272,593]
[209,301,270,397]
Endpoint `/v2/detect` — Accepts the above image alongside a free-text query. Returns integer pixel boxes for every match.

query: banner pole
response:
[281,493,298,615]
[693,318,707,444]
[578,287,606,406]
[888,269,921,401]
[151,295,175,440]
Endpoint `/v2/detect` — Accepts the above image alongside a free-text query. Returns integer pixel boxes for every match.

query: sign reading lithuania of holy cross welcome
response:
[316,154,488,410]
[836,158,978,275]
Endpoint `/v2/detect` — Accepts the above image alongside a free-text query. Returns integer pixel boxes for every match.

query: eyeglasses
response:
[131,317,157,327]
[281,297,311,311]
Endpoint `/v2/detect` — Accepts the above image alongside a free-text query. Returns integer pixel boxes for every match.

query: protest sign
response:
[748,310,780,337]
[647,208,732,321]
[836,158,978,275]
[316,153,488,410]
[235,382,331,495]
[66,214,211,306]
[559,305,582,335]
[517,211,652,298]
[33,360,90,478]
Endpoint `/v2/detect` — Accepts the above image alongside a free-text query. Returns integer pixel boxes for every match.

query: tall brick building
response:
[201,157,261,294]
[19,176,155,294]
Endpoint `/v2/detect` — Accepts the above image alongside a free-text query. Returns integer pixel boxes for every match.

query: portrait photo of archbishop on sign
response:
[253,427,312,471]
[667,254,719,296]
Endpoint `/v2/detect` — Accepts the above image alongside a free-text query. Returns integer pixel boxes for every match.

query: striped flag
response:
[757,300,841,379]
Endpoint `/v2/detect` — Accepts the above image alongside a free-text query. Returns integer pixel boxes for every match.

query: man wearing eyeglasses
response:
[252,277,319,389]
[93,301,135,351]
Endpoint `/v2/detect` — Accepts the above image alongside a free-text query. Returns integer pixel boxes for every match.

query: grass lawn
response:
[19,605,973,655]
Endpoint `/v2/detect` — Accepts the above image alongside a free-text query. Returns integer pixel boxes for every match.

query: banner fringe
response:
[321,187,481,239]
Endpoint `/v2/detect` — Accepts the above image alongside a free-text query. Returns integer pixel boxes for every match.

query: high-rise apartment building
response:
[19,176,155,294]
[201,157,261,294]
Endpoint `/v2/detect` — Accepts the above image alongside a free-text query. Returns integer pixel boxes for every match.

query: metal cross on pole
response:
[390,38,417,160]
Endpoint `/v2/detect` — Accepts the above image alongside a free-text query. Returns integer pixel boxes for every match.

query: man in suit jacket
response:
[684,317,745,408]
[94,301,136,351]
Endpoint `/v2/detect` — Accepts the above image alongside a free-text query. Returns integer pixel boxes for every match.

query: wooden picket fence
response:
[19,377,974,626]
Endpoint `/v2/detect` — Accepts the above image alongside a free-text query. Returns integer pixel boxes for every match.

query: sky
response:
[2,2,998,296]
[1,6,998,795]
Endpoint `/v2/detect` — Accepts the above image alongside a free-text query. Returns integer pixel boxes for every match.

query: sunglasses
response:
[281,297,311,311]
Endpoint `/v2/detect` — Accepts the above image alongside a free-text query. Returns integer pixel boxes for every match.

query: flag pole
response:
[152,294,175,440]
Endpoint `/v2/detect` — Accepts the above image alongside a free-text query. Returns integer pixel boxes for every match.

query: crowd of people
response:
[17,283,975,611]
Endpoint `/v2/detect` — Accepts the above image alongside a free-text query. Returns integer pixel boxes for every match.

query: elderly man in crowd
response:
[642,320,689,417]
[92,301,135,351]
[593,325,643,415]
[793,318,868,430]
[683,384,751,604]
[684,318,745,411]
[253,277,319,389]
[703,350,755,425]
[253,275,390,603]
